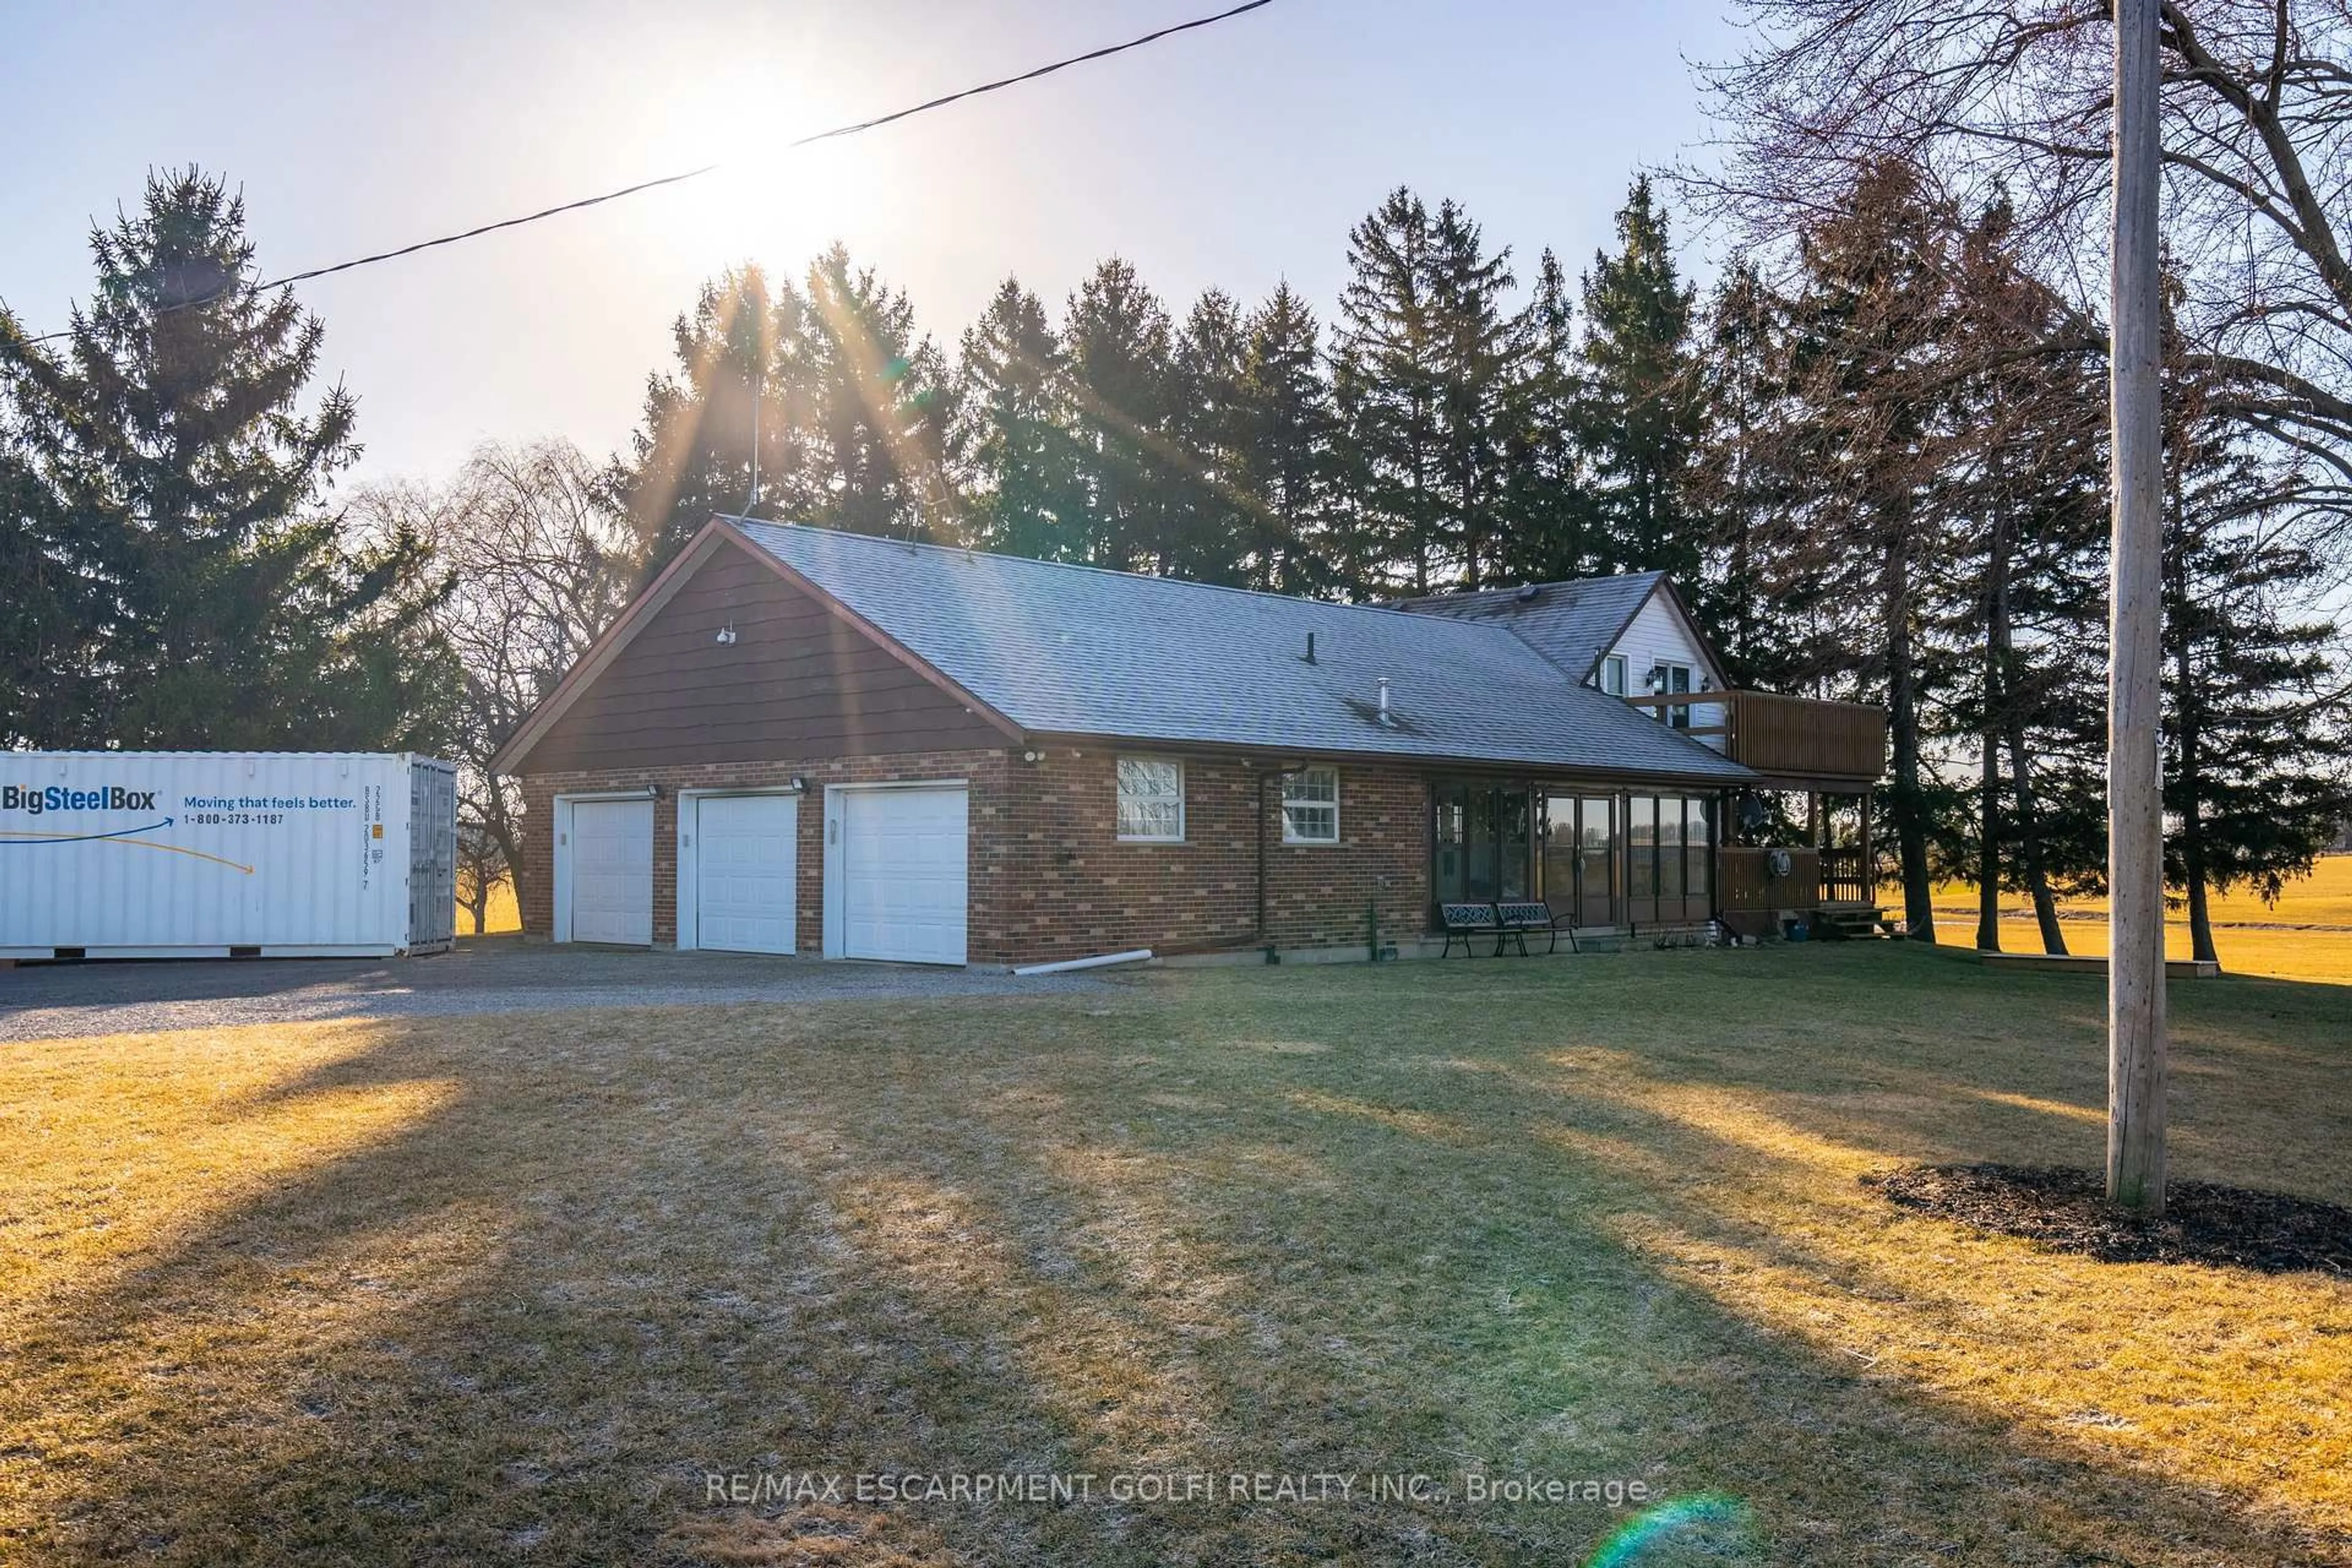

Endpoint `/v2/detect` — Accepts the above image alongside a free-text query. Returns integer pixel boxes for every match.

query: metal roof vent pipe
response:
[1378,677,1393,726]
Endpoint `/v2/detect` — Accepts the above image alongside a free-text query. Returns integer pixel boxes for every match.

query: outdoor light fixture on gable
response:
[714,622,738,645]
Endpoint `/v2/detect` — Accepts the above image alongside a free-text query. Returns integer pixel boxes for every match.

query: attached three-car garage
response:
[548,780,970,965]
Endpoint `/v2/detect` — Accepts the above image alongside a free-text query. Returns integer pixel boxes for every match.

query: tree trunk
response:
[486,783,535,938]
[1885,538,1937,941]
[1988,517,2069,956]
[2172,609,2220,965]
[1978,505,2007,952]
[2180,799,2217,964]
[2001,724,2070,955]
[1977,729,2002,951]
[469,890,488,936]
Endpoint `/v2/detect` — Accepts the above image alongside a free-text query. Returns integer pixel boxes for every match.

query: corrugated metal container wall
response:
[0,752,459,959]
[407,758,458,956]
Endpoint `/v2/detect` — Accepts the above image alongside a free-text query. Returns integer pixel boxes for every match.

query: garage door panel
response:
[840,786,967,965]
[570,799,654,946]
[696,794,796,954]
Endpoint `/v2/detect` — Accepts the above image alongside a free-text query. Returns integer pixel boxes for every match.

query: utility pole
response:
[2108,0,2167,1214]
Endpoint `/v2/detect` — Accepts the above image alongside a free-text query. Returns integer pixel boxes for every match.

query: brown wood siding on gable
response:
[519,545,1006,772]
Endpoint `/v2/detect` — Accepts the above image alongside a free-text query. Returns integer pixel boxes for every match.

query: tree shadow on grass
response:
[6,975,2348,1566]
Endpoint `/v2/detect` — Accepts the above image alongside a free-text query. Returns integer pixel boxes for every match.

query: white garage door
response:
[695,793,797,954]
[569,798,654,946]
[840,786,967,965]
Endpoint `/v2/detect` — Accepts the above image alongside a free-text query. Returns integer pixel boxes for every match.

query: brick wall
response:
[991,748,1429,963]
[516,746,1431,967]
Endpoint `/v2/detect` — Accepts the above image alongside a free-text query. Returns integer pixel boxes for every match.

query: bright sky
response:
[2,0,1738,488]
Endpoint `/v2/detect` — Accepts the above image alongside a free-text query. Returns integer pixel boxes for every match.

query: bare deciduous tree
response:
[1699,0,2352,508]
[355,440,636,933]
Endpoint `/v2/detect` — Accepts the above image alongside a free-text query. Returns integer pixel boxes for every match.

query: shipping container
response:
[0,752,458,960]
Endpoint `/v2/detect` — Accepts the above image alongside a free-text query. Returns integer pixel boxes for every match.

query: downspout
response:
[1257,769,1275,963]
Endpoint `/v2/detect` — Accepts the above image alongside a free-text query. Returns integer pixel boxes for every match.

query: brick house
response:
[492,518,1885,967]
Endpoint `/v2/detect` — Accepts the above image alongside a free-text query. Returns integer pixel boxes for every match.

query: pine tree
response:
[1335,188,1444,594]
[1167,288,1253,584]
[0,426,90,746]
[619,264,797,576]
[1690,259,1789,680]
[958,277,1080,560]
[1578,177,1703,581]
[1062,258,1177,570]
[2161,369,2352,963]
[0,167,452,749]
[1498,249,1594,586]
[1749,158,1970,941]
[1425,200,1525,589]
[1232,282,1338,594]
[1934,202,2109,954]
[793,244,958,541]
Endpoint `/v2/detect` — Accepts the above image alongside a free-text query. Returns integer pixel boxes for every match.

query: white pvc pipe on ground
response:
[1012,948,1153,976]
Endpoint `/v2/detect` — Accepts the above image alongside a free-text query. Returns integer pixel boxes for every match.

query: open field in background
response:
[1904,853,2352,984]
[1928,914,2352,986]
[3,947,2348,1566]
[454,878,521,935]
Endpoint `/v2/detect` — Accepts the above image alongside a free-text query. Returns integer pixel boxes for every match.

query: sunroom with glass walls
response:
[1430,782,1717,932]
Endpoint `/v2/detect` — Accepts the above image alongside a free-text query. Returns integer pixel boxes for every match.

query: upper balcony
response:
[1624,689,1887,789]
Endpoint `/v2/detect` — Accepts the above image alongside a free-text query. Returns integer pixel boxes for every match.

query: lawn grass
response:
[3,947,2349,1565]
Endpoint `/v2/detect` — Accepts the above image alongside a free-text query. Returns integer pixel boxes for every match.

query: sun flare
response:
[625,69,882,279]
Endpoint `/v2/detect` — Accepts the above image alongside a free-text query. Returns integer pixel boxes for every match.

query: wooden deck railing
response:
[1626,690,1887,782]
[1819,847,1869,905]
[1718,845,1871,910]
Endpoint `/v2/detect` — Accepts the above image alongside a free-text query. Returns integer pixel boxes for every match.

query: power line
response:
[13,0,1277,345]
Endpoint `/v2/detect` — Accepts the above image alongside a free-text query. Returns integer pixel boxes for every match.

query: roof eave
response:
[1018,729,1758,787]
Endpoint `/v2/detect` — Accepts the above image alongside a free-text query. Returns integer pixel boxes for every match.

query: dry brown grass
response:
[2,946,2348,1565]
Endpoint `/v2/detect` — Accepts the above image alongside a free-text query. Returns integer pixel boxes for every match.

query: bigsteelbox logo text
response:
[1,784,160,815]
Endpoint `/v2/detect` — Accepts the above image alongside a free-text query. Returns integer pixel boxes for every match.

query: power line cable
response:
[11,0,1276,344]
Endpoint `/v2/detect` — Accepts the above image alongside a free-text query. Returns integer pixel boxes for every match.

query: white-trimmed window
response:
[1116,756,1185,842]
[1281,766,1340,845]
[1600,653,1629,696]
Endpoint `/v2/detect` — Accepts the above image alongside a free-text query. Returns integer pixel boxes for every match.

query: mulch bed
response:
[1865,1163,2352,1276]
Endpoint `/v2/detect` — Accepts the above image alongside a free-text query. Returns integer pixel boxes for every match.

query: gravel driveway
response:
[0,937,1108,1042]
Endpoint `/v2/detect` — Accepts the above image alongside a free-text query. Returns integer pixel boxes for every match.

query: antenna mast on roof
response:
[747,357,761,517]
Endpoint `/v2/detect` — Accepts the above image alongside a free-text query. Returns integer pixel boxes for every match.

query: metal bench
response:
[1496,900,1575,956]
[1439,902,1504,957]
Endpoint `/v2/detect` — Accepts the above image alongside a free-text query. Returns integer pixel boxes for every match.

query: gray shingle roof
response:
[1393,572,1666,682]
[729,520,1754,785]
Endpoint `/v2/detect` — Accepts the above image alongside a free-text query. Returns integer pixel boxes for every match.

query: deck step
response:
[1815,907,1892,940]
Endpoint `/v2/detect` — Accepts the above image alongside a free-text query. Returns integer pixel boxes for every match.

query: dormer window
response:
[1601,654,1629,697]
